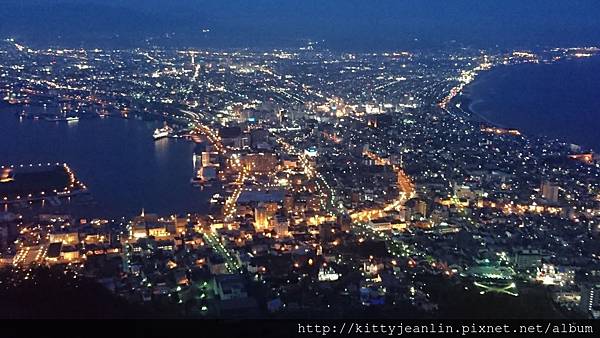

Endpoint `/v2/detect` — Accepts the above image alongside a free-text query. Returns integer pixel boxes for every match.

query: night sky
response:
[1,0,600,50]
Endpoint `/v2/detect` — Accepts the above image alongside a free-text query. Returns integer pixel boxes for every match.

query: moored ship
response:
[153,124,173,140]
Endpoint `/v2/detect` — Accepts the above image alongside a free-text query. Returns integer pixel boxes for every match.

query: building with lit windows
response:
[579,284,600,318]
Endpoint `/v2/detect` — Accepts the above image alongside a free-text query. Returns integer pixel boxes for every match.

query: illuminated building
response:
[535,264,575,286]
[44,242,80,263]
[0,169,14,183]
[192,143,219,184]
[453,183,476,201]
[369,217,393,231]
[366,113,392,128]
[46,242,62,262]
[363,261,381,276]
[540,181,559,203]
[306,195,321,212]
[202,151,219,167]
[147,226,169,238]
[237,191,285,222]
[129,210,172,239]
[364,104,382,115]
[282,157,298,169]
[304,146,318,157]
[173,217,188,234]
[391,220,407,231]
[412,220,433,229]
[49,231,79,245]
[208,255,229,275]
[61,245,80,262]
[318,266,340,282]
[579,284,600,318]
[192,143,207,169]
[254,204,270,231]
[242,153,278,173]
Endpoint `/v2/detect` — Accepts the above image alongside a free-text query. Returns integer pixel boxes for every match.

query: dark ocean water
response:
[464,57,600,151]
[0,104,214,218]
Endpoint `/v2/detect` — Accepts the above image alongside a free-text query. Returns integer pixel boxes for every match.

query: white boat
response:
[210,194,223,204]
[153,125,173,140]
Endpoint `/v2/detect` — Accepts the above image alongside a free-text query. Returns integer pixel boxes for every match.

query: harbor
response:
[0,103,216,218]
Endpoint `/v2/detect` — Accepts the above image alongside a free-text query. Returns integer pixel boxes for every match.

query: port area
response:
[0,163,88,205]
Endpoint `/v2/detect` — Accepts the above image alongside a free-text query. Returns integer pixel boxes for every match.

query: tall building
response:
[319,222,334,243]
[337,214,352,232]
[172,217,188,235]
[270,214,289,236]
[250,128,269,149]
[201,150,219,167]
[540,181,559,203]
[0,213,17,253]
[0,224,8,253]
[284,193,294,213]
[405,198,427,220]
[219,126,243,149]
[254,204,269,231]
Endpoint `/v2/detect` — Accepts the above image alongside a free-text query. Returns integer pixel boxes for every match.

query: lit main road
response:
[191,122,226,154]
[347,149,423,262]
[353,222,417,258]
[439,58,492,110]
[223,166,247,222]
[203,233,242,274]
[277,134,416,224]
[276,136,337,218]
[350,162,415,222]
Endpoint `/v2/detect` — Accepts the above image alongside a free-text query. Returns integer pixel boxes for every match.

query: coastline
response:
[0,103,216,218]
[453,93,508,128]
[450,57,600,152]
[448,63,518,130]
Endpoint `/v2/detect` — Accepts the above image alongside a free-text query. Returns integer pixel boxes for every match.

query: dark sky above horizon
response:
[1,0,599,50]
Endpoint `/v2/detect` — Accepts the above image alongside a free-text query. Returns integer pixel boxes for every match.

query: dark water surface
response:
[0,104,214,218]
[464,57,600,151]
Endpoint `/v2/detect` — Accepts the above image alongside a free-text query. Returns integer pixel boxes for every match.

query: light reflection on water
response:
[0,104,215,218]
